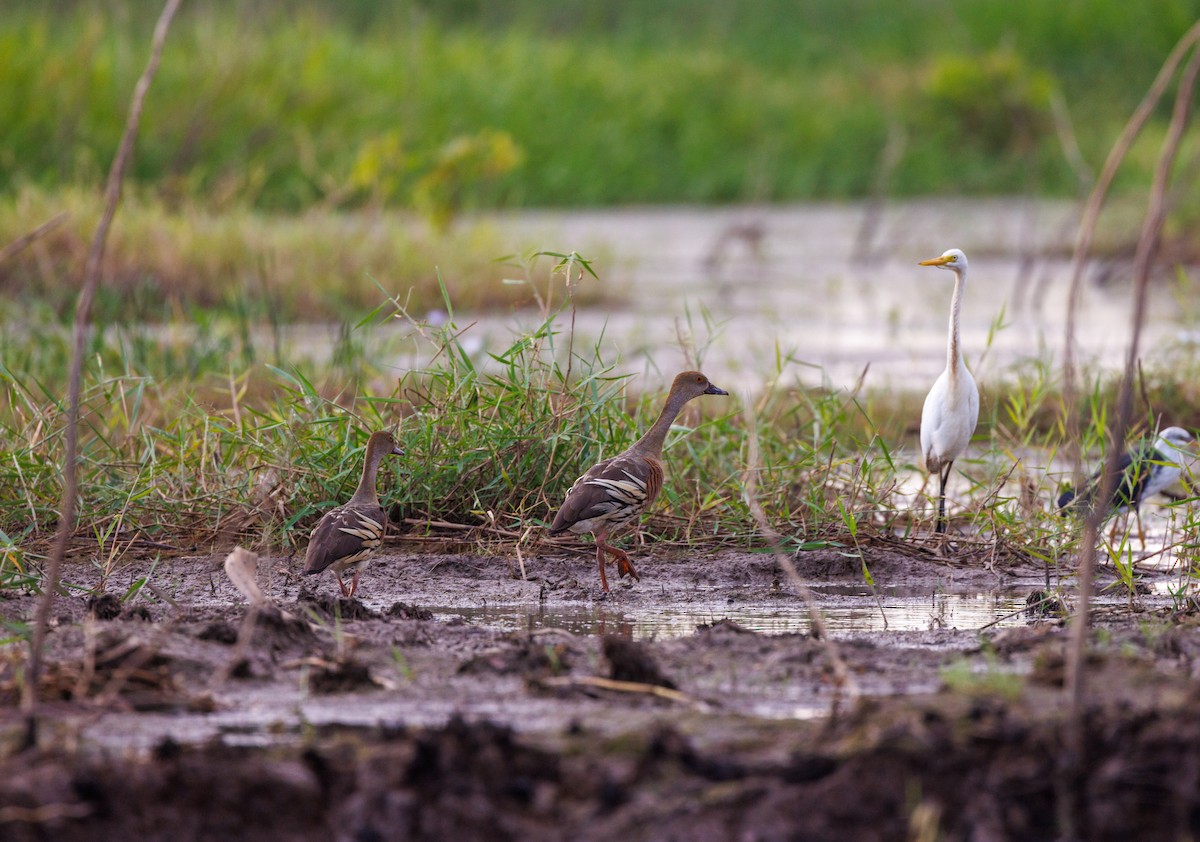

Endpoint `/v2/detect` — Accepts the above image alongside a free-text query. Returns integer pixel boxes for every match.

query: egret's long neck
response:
[945,270,966,380]
[633,389,691,457]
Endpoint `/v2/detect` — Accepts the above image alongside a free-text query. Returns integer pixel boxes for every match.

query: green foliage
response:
[4,252,1200,578]
[0,254,932,559]
[922,49,1055,154]
[1,0,1197,213]
[940,654,1025,700]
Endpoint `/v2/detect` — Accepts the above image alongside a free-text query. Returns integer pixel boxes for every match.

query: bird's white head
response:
[1158,426,1194,450]
[919,248,968,275]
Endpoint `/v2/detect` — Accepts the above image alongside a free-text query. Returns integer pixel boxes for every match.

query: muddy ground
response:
[3,541,1200,840]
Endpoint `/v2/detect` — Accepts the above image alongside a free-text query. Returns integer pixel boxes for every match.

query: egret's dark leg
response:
[935,461,953,534]
[1134,506,1147,549]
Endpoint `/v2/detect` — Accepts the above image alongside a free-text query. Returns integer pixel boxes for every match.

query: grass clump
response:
[0,253,911,568]
[3,252,1200,593]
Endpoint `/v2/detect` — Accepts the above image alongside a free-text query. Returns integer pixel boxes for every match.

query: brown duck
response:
[549,371,728,592]
[302,430,404,597]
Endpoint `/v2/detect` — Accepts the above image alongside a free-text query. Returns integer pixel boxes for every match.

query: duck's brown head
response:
[670,371,729,400]
[367,430,404,458]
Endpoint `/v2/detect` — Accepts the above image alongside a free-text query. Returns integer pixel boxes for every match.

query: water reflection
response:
[430,588,1032,640]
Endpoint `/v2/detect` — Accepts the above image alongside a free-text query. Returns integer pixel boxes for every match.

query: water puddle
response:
[430,586,1034,640]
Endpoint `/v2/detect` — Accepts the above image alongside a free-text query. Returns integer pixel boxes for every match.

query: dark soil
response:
[2,543,1199,839]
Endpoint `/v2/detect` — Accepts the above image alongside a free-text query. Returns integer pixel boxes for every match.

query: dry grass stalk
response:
[0,211,67,266]
[22,0,183,748]
[741,396,860,713]
[1059,26,1200,836]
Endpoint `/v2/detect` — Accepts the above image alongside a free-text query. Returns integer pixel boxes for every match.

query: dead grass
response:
[0,186,616,321]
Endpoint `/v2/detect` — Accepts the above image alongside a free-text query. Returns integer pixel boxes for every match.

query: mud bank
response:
[2,546,1199,838]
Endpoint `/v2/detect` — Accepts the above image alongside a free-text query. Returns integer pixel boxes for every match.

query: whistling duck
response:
[302,430,403,597]
[549,371,728,592]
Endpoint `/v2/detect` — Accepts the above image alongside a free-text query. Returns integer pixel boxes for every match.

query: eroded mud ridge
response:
[7,674,1200,841]
[2,548,1200,838]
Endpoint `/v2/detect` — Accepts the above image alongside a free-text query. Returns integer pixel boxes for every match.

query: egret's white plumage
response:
[918,248,980,534]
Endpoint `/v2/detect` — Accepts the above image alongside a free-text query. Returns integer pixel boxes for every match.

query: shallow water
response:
[463,199,1198,392]
[428,586,1033,640]
[147,199,1200,396]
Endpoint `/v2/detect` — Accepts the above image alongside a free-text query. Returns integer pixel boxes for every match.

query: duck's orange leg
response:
[595,542,610,593]
[595,534,640,592]
[605,544,640,582]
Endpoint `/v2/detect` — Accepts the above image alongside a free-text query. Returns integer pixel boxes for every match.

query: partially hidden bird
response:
[549,371,729,592]
[918,248,980,534]
[303,430,404,597]
[1057,426,1195,545]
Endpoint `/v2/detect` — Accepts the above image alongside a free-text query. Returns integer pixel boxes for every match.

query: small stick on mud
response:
[515,525,531,580]
[405,517,525,540]
[740,396,860,714]
[22,0,183,750]
[211,547,278,691]
[976,593,1066,632]
[0,802,93,824]
[536,675,709,709]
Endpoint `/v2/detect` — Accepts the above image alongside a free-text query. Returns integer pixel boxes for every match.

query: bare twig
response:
[1062,21,1200,458]
[535,674,709,709]
[853,120,907,262]
[0,802,93,824]
[1048,90,1094,192]
[1060,30,1200,837]
[402,516,524,539]
[0,212,68,266]
[1068,35,1200,726]
[22,0,183,749]
[740,395,859,713]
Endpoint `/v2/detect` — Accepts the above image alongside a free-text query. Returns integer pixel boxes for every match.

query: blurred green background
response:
[4,0,1198,215]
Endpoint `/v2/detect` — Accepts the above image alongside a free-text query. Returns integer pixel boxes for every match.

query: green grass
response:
[6,251,1200,600]
[1,0,1197,215]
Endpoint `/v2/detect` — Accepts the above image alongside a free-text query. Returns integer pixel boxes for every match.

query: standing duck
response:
[549,371,728,592]
[303,430,404,597]
[1058,426,1195,545]
[917,248,980,534]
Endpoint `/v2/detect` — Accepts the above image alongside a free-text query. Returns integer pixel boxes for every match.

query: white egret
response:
[918,248,980,534]
[1058,426,1195,546]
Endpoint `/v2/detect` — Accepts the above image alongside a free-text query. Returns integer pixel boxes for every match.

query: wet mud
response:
[3,544,1200,839]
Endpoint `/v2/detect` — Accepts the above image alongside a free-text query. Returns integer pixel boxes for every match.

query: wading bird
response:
[1057,426,1195,545]
[303,430,404,597]
[918,248,980,534]
[549,371,728,592]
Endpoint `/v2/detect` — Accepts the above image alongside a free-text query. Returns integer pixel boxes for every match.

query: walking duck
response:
[303,430,404,597]
[1058,426,1195,545]
[549,371,728,592]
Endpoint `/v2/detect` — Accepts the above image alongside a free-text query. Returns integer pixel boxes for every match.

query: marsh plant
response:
[0,251,1197,598]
